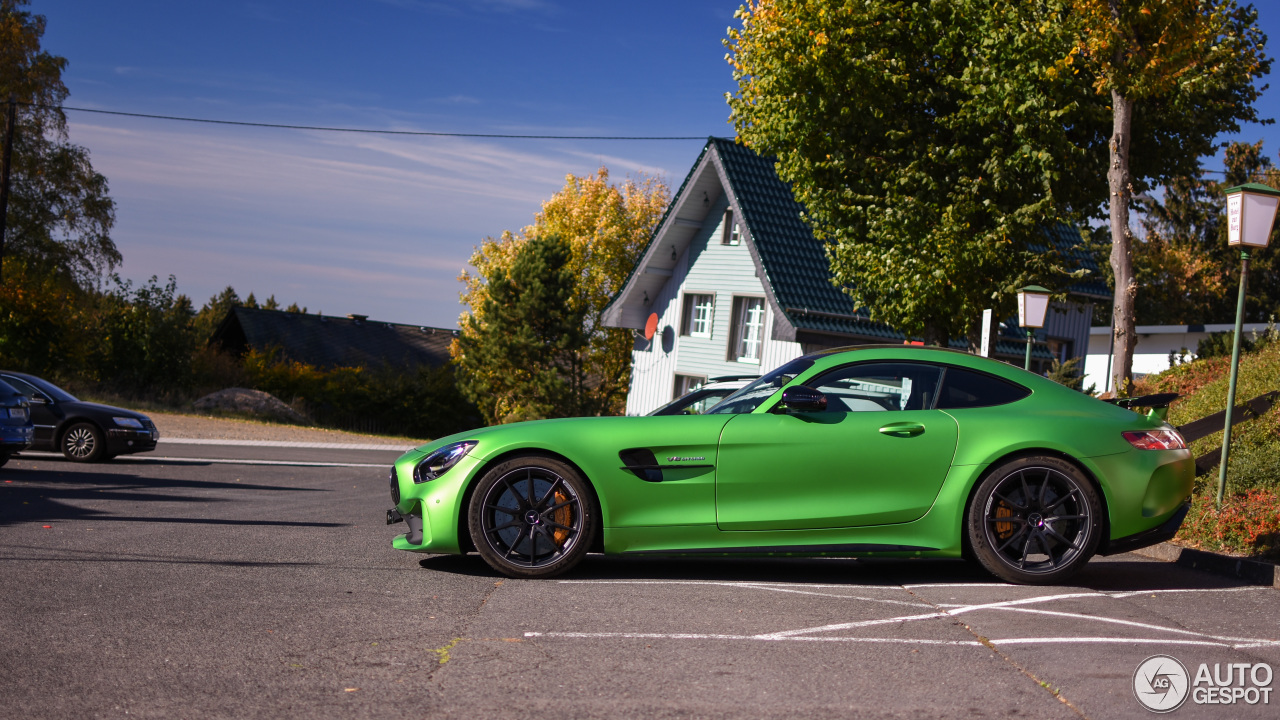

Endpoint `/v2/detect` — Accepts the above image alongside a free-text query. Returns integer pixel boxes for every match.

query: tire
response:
[0,453,8,468]
[468,455,596,579]
[966,455,1102,585]
[61,422,106,463]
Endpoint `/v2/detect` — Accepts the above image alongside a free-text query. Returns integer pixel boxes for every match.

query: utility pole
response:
[0,96,16,282]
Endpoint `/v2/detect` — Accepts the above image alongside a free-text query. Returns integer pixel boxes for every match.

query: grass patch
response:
[1136,340,1280,558]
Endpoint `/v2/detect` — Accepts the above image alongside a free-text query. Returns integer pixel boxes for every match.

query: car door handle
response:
[878,422,925,437]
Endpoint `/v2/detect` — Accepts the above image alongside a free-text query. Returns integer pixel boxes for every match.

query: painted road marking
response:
[557,580,930,606]
[160,437,414,451]
[529,581,1279,651]
[15,451,384,468]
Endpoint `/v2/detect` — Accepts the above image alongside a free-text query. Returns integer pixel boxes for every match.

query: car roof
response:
[803,344,977,359]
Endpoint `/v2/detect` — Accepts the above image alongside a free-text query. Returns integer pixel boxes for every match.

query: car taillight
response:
[1122,429,1187,450]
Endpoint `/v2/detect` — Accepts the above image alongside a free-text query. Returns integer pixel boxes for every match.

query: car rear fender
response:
[956,448,1111,559]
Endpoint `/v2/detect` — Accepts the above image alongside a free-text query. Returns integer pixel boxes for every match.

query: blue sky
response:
[34,0,1280,328]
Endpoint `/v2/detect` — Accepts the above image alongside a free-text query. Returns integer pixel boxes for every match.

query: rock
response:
[192,388,310,425]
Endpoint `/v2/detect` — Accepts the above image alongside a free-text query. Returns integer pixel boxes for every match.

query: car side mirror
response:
[780,386,827,413]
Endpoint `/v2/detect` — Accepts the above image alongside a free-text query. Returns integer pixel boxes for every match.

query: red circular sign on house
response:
[644,313,659,341]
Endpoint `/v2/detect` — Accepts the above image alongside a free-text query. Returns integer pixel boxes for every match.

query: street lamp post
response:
[1017,286,1051,371]
[1217,183,1280,505]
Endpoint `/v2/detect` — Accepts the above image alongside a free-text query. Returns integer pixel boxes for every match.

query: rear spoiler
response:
[1103,393,1179,409]
[1104,393,1179,421]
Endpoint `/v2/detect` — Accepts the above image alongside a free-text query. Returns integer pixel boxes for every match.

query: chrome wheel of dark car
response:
[62,423,105,463]
[469,456,595,578]
[967,456,1101,585]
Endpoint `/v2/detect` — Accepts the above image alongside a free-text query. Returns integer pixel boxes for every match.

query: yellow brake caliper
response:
[994,502,1015,540]
[552,490,572,546]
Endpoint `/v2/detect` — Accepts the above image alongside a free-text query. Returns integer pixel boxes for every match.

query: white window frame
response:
[729,296,765,363]
[680,293,714,338]
[673,374,706,400]
[722,209,741,246]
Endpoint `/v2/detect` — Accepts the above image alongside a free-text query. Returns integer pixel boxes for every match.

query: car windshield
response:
[707,357,815,415]
[649,387,738,416]
[9,374,77,403]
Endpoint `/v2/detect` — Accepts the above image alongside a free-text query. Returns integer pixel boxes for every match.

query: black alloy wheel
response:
[967,455,1101,584]
[61,422,106,463]
[468,456,595,578]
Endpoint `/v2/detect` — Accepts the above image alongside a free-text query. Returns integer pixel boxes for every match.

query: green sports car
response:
[386,346,1193,584]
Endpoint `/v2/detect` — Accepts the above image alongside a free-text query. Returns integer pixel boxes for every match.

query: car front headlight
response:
[113,417,144,429]
[413,441,477,484]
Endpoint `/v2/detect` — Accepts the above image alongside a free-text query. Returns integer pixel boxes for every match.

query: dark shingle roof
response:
[711,137,1107,346]
[712,138,894,339]
[212,307,456,370]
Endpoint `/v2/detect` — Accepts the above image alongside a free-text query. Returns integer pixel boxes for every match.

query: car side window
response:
[2,376,43,401]
[936,366,1031,409]
[804,363,943,412]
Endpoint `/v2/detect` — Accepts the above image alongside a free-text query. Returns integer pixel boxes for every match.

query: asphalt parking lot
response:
[1,442,1276,719]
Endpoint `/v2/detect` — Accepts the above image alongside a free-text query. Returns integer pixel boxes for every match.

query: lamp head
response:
[1225,183,1280,249]
[1017,285,1051,329]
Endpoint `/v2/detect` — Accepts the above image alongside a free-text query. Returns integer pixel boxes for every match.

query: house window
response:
[721,209,741,245]
[673,374,705,399]
[680,293,714,337]
[728,296,765,363]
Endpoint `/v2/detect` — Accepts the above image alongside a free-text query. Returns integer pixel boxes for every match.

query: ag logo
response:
[1134,655,1190,713]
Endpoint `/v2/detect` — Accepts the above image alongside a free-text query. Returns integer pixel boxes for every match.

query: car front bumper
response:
[105,427,159,455]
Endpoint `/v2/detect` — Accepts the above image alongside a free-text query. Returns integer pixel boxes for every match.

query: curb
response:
[1132,542,1279,588]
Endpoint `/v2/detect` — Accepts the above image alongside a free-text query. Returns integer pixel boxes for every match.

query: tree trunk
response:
[922,322,949,348]
[1107,89,1137,395]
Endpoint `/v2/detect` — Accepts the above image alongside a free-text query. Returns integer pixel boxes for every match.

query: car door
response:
[1,375,59,446]
[715,361,958,530]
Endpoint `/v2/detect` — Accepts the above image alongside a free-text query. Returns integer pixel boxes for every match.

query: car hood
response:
[63,401,150,420]
[413,414,736,461]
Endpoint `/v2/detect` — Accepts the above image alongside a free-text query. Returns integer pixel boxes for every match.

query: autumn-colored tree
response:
[1132,140,1280,325]
[726,0,1101,347]
[1070,0,1269,391]
[453,168,668,422]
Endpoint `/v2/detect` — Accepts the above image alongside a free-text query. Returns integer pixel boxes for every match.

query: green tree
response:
[726,0,1100,347]
[455,234,588,424]
[1070,0,1269,391]
[92,275,197,392]
[454,168,668,417]
[0,0,116,283]
[193,285,242,342]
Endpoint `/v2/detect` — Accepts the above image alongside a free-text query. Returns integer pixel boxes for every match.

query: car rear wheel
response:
[62,423,106,463]
[468,455,595,579]
[0,453,9,468]
[966,455,1101,585]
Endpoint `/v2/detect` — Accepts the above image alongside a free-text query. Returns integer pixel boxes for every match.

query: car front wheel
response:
[966,455,1102,585]
[468,455,596,579]
[62,423,106,463]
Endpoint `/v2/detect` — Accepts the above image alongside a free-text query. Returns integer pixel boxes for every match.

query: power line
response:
[26,102,709,141]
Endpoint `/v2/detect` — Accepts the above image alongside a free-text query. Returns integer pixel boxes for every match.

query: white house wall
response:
[625,195,803,415]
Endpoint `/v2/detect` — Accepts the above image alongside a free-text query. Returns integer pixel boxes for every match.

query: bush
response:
[242,348,480,440]
[1176,489,1280,562]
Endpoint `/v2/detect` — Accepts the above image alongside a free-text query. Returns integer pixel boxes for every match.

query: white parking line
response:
[529,582,1280,651]
[16,451,385,468]
[556,580,930,606]
[159,438,414,451]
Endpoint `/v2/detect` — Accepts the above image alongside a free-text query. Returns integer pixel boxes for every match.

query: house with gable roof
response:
[601,138,1110,415]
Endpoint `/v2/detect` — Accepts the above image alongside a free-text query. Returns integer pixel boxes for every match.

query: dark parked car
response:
[0,371,158,462]
[0,378,34,467]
